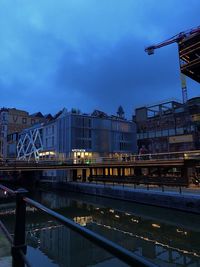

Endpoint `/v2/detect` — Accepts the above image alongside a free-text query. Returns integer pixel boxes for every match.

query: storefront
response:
[72,149,93,164]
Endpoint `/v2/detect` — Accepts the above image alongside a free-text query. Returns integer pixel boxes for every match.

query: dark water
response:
[1,190,200,267]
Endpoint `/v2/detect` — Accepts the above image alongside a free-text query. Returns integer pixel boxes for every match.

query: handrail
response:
[0,184,16,195]
[24,197,156,267]
[0,185,157,267]
[2,149,200,165]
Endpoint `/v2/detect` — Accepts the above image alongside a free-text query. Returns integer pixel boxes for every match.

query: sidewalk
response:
[0,229,12,267]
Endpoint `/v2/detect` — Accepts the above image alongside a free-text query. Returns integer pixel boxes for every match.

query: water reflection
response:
[1,190,200,266]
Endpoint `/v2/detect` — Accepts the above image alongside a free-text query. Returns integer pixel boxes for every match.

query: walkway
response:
[0,229,12,267]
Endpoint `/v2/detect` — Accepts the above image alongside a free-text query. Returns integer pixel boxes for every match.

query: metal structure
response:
[145,26,200,103]
[17,127,43,161]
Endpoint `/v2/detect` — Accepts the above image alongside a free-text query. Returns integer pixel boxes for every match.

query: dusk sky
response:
[0,0,199,118]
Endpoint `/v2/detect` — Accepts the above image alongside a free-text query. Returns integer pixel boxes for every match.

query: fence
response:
[0,184,157,267]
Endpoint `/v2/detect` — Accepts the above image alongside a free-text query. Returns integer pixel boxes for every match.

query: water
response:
[1,190,200,267]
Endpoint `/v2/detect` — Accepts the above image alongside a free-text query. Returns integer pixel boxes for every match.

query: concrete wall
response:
[56,182,200,214]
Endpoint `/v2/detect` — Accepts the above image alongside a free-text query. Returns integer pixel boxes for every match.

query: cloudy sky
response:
[0,0,199,118]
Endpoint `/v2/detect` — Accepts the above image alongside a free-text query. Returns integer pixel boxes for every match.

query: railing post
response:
[162,184,164,192]
[179,186,182,194]
[12,188,28,267]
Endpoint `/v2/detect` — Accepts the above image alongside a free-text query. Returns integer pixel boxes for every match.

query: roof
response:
[30,112,44,118]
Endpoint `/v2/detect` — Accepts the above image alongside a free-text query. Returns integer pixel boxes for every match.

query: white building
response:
[17,108,137,181]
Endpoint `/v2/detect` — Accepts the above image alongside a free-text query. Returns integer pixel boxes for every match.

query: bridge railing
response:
[0,184,157,267]
[1,149,200,167]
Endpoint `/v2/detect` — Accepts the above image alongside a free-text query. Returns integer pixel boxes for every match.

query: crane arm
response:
[145,26,200,55]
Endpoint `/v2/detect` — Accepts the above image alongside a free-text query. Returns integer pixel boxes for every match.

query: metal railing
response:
[87,178,186,194]
[1,149,200,166]
[0,184,157,267]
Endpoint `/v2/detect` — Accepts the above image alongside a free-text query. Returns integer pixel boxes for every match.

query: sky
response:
[0,0,199,118]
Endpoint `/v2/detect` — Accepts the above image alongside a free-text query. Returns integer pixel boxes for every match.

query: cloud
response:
[55,36,181,115]
[0,0,199,117]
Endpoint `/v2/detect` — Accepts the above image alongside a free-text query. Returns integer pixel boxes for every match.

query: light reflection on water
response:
[1,190,200,267]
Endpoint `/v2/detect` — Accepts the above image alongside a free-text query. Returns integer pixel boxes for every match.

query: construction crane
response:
[145,26,200,104]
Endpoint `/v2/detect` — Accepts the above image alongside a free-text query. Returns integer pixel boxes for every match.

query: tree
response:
[117,106,125,118]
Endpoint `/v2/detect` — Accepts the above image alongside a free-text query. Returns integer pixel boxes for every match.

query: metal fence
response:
[1,149,200,166]
[0,184,157,267]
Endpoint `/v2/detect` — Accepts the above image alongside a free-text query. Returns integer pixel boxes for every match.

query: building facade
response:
[0,108,46,158]
[17,108,136,180]
[134,98,200,154]
[18,108,136,161]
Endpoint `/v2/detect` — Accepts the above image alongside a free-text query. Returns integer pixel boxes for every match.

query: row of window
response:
[74,117,91,128]
[74,128,92,138]
[119,142,132,151]
[137,127,195,140]
[21,118,36,124]
[75,139,92,149]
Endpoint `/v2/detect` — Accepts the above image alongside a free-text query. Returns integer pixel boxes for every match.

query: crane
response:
[145,26,200,104]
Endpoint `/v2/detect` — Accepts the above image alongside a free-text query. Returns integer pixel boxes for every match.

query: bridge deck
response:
[0,159,186,171]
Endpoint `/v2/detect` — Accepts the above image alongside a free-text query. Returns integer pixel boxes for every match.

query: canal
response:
[0,189,200,267]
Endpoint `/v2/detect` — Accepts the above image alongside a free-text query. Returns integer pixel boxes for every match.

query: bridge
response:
[1,150,200,187]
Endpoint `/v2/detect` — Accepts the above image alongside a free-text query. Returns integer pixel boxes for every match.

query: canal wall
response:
[54,182,200,214]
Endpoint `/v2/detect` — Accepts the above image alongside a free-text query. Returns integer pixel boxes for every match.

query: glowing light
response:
[92,221,200,259]
[176,229,183,233]
[73,216,93,226]
[131,219,139,223]
[176,229,187,235]
[152,223,160,228]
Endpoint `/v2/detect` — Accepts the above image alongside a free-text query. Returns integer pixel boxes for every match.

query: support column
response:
[82,169,86,182]
[103,168,106,177]
[72,169,77,181]
[117,167,121,177]
[122,167,125,177]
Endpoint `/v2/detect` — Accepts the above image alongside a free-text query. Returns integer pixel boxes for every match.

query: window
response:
[156,131,162,137]
[143,132,148,138]
[148,131,155,138]
[22,118,27,124]
[162,130,168,136]
[31,119,35,125]
[176,127,184,135]
[169,129,175,136]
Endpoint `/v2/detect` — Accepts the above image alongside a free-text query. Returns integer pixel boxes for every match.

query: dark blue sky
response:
[0,0,199,118]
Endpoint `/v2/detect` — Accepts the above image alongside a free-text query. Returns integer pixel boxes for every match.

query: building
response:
[179,28,200,83]
[0,108,48,158]
[17,108,137,180]
[134,97,200,154]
